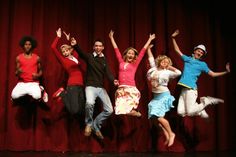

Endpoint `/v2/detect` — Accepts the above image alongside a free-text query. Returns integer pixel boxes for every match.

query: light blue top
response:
[178,55,210,89]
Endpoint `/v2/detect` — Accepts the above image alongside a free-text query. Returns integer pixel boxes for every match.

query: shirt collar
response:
[93,52,104,57]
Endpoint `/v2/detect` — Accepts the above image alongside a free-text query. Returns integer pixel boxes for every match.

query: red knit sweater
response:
[51,37,83,86]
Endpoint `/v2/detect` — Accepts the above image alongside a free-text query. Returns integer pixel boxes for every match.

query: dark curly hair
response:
[19,36,37,49]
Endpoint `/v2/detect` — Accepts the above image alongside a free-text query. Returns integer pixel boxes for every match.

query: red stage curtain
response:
[0,0,235,152]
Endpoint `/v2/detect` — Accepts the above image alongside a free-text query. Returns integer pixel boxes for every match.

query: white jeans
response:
[177,88,205,116]
[11,82,41,100]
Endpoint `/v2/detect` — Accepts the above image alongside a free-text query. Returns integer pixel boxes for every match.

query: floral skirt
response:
[114,86,140,115]
[148,91,175,118]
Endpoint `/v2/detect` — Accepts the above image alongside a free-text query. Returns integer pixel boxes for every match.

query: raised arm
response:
[63,31,70,41]
[171,29,183,56]
[143,34,156,49]
[108,30,123,62]
[56,28,62,38]
[51,28,62,49]
[208,62,230,77]
[133,34,155,66]
[147,44,154,58]
[71,37,89,60]
[109,30,118,49]
[146,44,157,69]
[51,28,69,63]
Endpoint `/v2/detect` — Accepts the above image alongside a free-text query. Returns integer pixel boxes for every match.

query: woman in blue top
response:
[171,29,230,118]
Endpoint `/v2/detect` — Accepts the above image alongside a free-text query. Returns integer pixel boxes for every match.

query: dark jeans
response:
[60,85,85,115]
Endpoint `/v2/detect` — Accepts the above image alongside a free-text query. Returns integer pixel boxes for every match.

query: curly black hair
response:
[19,36,37,49]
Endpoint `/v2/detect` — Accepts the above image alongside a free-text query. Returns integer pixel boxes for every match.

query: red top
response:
[18,53,39,82]
[51,37,84,86]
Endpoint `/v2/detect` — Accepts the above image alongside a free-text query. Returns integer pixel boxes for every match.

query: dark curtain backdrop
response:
[0,0,235,153]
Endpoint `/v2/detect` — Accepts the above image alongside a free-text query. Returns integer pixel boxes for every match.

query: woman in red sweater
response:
[51,28,85,116]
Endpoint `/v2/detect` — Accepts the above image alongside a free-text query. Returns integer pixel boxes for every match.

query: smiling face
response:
[60,44,73,57]
[193,48,205,59]
[93,41,104,55]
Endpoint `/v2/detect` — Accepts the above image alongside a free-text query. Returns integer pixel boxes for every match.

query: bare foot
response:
[135,111,142,117]
[128,110,142,117]
[164,139,169,145]
[84,125,92,137]
[168,133,175,147]
[95,130,104,140]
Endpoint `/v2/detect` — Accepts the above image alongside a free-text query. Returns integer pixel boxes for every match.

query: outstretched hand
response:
[32,73,40,80]
[143,33,155,49]
[56,28,62,38]
[171,29,179,38]
[63,31,70,41]
[16,68,22,76]
[149,34,156,40]
[109,30,114,38]
[226,62,230,73]
[147,44,154,50]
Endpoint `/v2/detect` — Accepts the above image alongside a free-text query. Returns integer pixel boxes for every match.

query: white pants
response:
[11,82,41,100]
[177,88,205,117]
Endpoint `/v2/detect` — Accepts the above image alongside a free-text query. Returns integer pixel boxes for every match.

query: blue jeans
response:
[85,86,113,132]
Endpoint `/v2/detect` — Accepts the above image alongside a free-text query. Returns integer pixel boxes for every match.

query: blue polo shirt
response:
[178,55,210,89]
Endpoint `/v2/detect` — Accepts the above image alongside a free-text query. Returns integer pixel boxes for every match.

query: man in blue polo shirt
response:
[171,29,230,118]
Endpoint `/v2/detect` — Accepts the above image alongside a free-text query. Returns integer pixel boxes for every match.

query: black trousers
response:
[60,85,85,115]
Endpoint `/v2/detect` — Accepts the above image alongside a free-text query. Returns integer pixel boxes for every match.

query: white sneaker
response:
[199,110,209,119]
[42,91,48,103]
[200,96,224,106]
[40,86,48,103]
